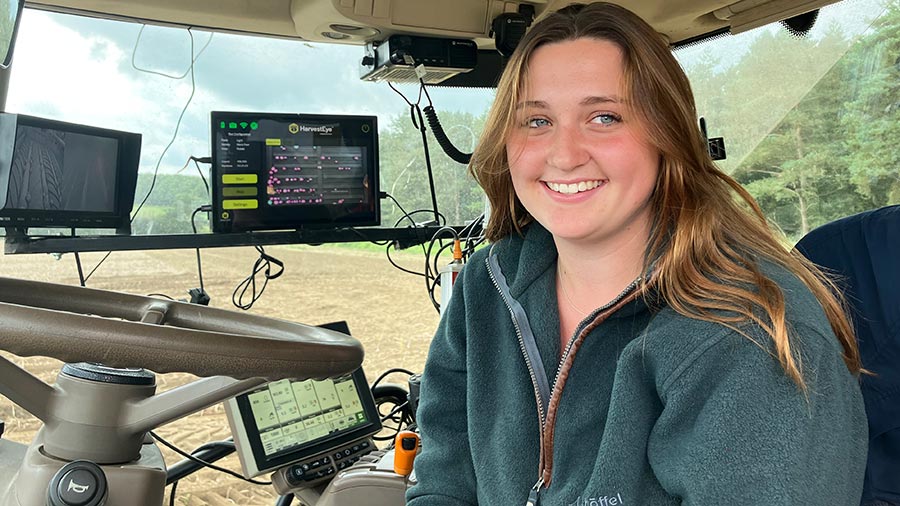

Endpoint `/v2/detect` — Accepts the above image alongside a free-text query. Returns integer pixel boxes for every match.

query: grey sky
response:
[7,8,495,175]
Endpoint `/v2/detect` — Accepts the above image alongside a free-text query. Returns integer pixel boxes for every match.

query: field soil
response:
[0,245,441,505]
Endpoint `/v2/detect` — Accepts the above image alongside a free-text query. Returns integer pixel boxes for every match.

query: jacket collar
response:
[491,223,558,300]
[489,223,656,320]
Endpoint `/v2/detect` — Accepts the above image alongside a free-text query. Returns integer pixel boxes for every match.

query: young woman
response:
[406,3,867,506]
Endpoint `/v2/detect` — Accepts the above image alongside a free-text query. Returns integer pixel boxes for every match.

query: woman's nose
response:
[547,125,589,171]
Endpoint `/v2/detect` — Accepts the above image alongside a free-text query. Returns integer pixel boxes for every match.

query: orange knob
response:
[393,431,419,477]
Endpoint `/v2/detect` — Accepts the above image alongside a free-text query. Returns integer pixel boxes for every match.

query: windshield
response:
[676,0,899,240]
[1,0,898,503]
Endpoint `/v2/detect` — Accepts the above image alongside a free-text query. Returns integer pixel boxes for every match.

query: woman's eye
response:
[526,118,551,128]
[592,113,621,125]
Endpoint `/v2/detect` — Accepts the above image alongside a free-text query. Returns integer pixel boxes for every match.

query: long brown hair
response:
[469,2,861,386]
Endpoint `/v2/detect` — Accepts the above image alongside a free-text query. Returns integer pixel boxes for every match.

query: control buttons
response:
[281,439,376,488]
[222,199,259,210]
[287,465,306,485]
[48,461,107,506]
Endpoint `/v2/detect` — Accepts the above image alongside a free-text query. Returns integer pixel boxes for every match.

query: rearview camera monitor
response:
[0,113,141,233]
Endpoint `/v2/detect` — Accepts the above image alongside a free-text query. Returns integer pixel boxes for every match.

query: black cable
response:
[74,251,86,287]
[394,209,447,226]
[169,480,177,506]
[413,104,440,224]
[424,226,461,313]
[232,245,284,310]
[431,241,455,279]
[190,206,206,293]
[379,401,410,424]
[385,245,428,278]
[132,28,200,222]
[387,81,441,224]
[83,251,112,284]
[276,494,294,506]
[382,191,430,276]
[87,27,205,282]
[345,227,391,246]
[371,368,415,391]
[150,431,271,486]
[147,293,176,300]
[192,158,210,197]
[423,105,473,165]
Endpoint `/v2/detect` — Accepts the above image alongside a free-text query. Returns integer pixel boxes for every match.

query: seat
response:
[795,205,900,506]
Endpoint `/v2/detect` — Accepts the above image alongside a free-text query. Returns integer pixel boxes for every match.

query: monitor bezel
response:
[226,365,383,478]
[0,113,141,232]
[210,110,380,233]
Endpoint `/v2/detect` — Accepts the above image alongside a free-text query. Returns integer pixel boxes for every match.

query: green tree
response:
[131,173,210,234]
[841,1,900,207]
[379,109,486,226]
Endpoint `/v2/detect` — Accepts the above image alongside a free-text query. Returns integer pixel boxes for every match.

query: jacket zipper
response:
[485,253,548,429]
[554,276,642,402]
[486,243,642,505]
[536,277,642,495]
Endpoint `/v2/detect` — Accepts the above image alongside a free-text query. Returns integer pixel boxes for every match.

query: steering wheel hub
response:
[61,363,155,386]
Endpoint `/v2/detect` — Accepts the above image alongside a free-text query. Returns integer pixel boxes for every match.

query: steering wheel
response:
[0,276,363,506]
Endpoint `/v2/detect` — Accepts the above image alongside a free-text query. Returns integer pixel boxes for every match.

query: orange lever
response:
[393,430,419,477]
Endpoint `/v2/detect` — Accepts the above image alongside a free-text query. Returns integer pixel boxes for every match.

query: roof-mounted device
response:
[359,35,477,84]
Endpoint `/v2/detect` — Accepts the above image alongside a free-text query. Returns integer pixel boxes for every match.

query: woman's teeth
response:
[545,180,603,194]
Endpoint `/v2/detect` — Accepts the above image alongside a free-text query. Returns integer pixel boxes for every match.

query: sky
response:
[5,8,496,175]
[3,0,887,177]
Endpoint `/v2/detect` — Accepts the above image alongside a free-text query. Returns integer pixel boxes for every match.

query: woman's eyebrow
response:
[515,95,623,110]
[581,95,622,106]
[515,100,549,110]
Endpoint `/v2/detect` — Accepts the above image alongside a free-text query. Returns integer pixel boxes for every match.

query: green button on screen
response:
[223,187,258,197]
[222,199,259,210]
[222,174,258,184]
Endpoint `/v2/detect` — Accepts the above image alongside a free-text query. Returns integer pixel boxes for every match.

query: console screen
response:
[225,321,382,480]
[211,111,379,233]
[248,376,369,458]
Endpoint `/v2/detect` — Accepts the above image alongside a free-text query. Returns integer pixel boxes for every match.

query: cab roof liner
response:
[24,0,841,48]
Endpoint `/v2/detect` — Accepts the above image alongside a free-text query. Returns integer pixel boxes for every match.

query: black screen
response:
[5,126,118,213]
[211,112,379,233]
[0,113,141,231]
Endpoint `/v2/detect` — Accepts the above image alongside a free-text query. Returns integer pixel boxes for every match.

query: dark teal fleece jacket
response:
[406,223,867,506]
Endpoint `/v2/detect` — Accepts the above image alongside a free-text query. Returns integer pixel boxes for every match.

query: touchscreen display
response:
[211,112,379,233]
[248,376,369,458]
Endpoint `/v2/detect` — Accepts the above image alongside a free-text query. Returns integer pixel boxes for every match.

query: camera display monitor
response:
[210,111,379,233]
[0,113,141,232]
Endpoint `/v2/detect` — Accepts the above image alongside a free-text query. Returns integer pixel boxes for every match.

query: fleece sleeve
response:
[647,324,868,506]
[406,274,478,506]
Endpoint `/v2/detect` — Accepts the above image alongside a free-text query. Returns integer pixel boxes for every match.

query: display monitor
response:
[210,111,379,233]
[224,322,382,478]
[0,113,141,232]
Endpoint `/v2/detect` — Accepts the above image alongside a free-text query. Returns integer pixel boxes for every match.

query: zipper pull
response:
[526,477,544,506]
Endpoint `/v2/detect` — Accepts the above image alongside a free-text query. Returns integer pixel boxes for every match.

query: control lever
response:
[393,431,419,477]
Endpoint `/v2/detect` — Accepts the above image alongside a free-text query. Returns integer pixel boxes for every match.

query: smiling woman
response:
[408,3,868,506]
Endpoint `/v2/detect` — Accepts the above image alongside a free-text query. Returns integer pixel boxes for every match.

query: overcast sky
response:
[4,0,883,176]
[6,8,496,174]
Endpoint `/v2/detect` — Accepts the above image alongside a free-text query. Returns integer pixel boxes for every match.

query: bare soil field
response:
[0,245,441,505]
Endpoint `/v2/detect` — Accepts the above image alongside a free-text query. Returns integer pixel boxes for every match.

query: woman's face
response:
[506,38,659,249]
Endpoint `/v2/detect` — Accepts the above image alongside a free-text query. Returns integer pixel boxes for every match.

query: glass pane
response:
[0,0,20,66]
[677,0,900,241]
